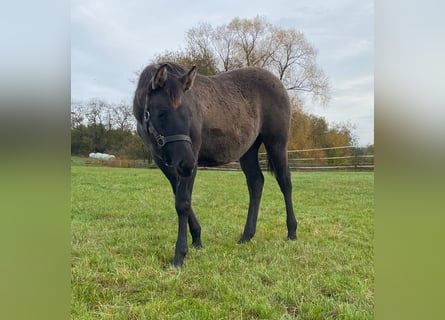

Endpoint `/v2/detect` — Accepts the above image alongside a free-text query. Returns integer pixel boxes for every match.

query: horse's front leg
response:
[172,169,197,267]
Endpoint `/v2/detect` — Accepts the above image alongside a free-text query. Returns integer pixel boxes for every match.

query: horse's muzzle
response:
[164,139,195,178]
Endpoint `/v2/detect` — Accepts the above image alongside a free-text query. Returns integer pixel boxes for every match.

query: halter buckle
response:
[156,135,166,148]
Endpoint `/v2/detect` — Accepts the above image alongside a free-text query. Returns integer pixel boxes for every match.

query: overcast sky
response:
[71,0,373,146]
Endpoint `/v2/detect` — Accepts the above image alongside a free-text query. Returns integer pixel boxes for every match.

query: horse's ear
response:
[151,64,168,90]
[181,66,197,91]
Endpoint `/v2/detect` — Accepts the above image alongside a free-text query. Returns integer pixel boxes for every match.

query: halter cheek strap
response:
[153,132,192,148]
[143,110,192,149]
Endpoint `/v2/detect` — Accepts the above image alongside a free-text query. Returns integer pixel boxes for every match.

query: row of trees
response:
[71,99,146,159]
[71,16,369,162]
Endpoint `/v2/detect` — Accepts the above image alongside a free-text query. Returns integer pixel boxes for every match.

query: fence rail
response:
[82,145,374,171]
[201,145,374,171]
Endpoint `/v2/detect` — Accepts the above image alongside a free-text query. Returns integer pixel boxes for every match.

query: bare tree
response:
[112,101,134,131]
[266,27,330,103]
[85,98,107,126]
[227,16,272,67]
[183,16,330,105]
[149,16,330,106]
[71,100,85,129]
[211,24,240,71]
[185,23,214,61]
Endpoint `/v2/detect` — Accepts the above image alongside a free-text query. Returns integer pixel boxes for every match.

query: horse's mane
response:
[133,62,188,121]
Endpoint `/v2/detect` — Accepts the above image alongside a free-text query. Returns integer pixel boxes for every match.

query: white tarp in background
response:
[89,152,116,160]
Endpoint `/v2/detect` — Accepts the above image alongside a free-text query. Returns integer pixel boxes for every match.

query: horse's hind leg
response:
[265,143,298,240]
[238,138,264,243]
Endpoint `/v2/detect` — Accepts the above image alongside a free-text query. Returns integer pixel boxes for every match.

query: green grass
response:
[71,156,88,166]
[71,166,374,319]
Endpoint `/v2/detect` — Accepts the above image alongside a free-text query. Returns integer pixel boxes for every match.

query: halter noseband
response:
[143,99,192,149]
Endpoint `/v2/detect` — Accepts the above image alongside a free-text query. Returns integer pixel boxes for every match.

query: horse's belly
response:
[197,149,240,167]
[197,127,257,166]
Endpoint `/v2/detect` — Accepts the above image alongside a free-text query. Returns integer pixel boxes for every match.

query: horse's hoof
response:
[171,260,183,269]
[172,253,186,268]
[192,242,203,250]
[287,234,297,241]
[237,237,251,244]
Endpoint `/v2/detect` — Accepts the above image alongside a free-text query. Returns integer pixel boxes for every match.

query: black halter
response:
[143,97,192,149]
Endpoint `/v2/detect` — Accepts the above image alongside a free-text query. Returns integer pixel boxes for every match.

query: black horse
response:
[133,62,297,267]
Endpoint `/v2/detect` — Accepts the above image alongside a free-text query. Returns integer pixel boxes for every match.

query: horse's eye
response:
[144,111,150,121]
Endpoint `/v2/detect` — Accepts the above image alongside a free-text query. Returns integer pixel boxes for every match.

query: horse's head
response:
[135,63,198,178]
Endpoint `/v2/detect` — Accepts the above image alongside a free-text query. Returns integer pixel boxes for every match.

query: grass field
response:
[71,165,374,319]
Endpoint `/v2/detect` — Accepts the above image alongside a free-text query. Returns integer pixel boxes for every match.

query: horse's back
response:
[212,66,291,125]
